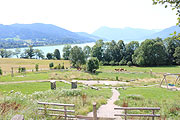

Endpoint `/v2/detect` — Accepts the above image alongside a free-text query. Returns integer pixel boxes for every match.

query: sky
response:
[0,0,177,33]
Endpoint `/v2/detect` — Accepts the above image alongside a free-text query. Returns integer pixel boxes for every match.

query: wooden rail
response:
[38,102,75,120]
[114,107,160,120]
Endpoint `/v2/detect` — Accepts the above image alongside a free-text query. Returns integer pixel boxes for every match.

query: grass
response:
[99,65,180,74]
[0,71,50,82]
[0,58,70,74]
[0,81,70,94]
[115,87,180,119]
[0,82,112,119]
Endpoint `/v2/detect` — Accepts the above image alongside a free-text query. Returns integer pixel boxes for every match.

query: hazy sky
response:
[0,0,177,33]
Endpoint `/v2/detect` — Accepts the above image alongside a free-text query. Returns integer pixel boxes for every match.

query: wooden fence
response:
[114,107,160,120]
[38,102,75,120]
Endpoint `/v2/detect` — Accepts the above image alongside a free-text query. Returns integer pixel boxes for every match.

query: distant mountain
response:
[0,23,95,46]
[146,26,180,39]
[92,26,160,42]
[76,32,109,41]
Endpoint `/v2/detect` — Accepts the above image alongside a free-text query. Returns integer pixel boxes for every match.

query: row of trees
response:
[62,36,180,67]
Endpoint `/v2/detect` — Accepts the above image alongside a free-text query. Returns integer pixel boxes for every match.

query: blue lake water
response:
[8,42,96,58]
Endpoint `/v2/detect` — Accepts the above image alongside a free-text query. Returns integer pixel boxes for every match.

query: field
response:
[115,87,180,119]
[0,58,180,119]
[0,58,70,75]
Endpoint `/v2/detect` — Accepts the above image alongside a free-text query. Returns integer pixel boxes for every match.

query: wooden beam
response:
[38,102,75,107]
[114,107,160,110]
[38,108,75,113]
[114,114,160,117]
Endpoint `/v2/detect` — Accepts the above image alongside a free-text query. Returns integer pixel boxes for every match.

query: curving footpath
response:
[87,88,122,119]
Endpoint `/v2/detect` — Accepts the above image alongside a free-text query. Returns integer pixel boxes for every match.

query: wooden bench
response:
[114,107,160,120]
[38,102,75,120]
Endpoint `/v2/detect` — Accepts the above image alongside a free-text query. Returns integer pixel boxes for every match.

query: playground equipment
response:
[160,73,180,89]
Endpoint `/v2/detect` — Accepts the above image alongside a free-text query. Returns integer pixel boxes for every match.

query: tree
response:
[14,48,21,58]
[86,57,99,73]
[46,53,53,60]
[63,45,71,60]
[34,49,44,59]
[0,49,5,58]
[25,46,35,59]
[69,46,86,67]
[4,50,13,58]
[132,39,167,66]
[153,0,180,25]
[125,41,139,62]
[83,45,91,60]
[91,40,104,61]
[164,37,180,64]
[173,47,180,64]
[54,49,61,60]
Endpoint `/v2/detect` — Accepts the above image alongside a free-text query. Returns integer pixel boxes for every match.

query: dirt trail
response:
[87,88,122,119]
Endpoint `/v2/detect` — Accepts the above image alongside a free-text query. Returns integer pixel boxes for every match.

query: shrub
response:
[127,61,133,67]
[109,61,115,66]
[61,63,65,69]
[119,59,127,65]
[18,67,26,73]
[0,67,2,75]
[49,62,54,69]
[35,64,39,71]
[86,57,99,73]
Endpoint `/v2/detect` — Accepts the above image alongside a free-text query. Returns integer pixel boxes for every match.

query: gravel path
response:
[87,88,122,119]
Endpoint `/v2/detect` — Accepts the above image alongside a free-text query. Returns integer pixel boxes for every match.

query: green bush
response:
[18,67,26,73]
[109,61,115,66]
[35,64,39,71]
[61,63,65,69]
[0,67,2,75]
[127,61,133,67]
[49,62,54,69]
[119,59,127,65]
[86,57,99,73]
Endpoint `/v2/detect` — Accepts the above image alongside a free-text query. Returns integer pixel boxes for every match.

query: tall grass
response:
[115,87,180,119]
[0,85,112,119]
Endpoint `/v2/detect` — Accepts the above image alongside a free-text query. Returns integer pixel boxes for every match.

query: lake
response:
[8,42,96,58]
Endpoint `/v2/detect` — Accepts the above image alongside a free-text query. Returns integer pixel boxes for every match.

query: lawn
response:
[115,87,180,119]
[0,81,70,94]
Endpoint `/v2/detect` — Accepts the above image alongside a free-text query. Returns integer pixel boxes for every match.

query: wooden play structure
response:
[160,73,180,89]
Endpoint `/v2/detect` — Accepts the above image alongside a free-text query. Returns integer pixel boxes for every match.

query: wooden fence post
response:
[93,102,97,120]
[64,106,67,120]
[125,109,127,120]
[152,110,155,120]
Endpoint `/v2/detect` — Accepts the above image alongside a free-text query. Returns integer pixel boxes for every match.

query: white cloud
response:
[0,0,177,33]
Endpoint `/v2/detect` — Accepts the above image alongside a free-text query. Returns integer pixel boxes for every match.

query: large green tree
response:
[24,46,35,59]
[133,39,167,66]
[173,47,180,64]
[63,45,71,60]
[69,46,86,67]
[91,40,104,61]
[125,41,139,62]
[54,49,61,60]
[164,36,180,64]
[83,45,91,60]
